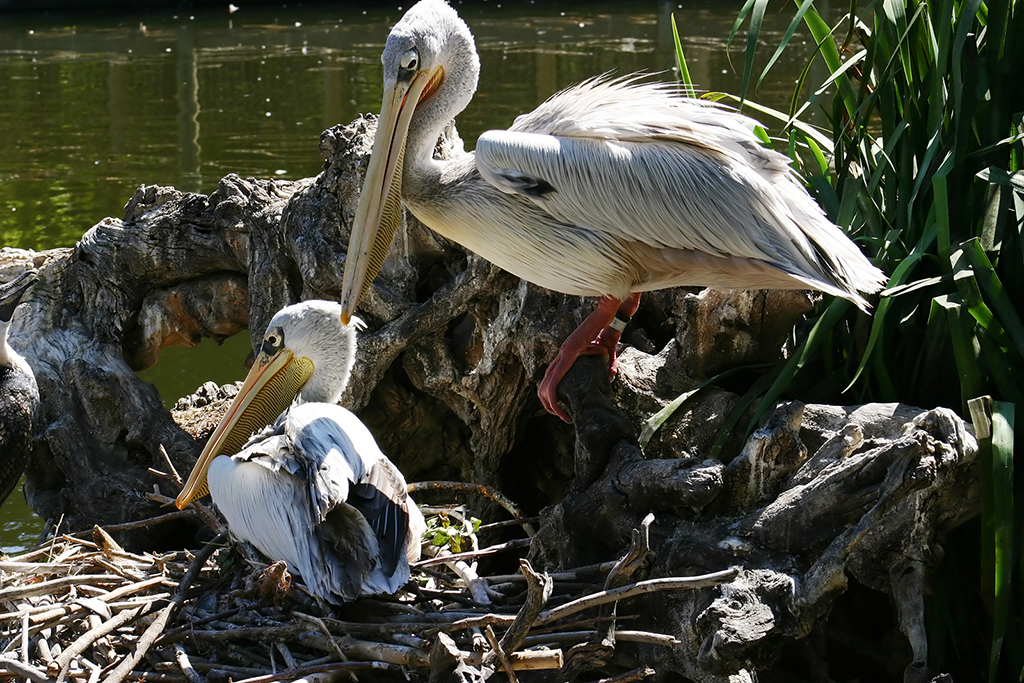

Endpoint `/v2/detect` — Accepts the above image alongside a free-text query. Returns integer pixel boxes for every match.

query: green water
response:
[0,0,816,552]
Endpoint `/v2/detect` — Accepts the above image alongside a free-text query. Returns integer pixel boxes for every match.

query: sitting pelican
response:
[339,0,886,422]
[176,300,423,604]
[0,271,38,507]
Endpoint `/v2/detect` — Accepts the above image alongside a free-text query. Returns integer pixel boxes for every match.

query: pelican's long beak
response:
[175,348,314,509]
[340,65,444,325]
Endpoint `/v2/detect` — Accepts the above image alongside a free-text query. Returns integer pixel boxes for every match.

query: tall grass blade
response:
[638,365,769,448]
[969,398,1016,681]
[670,14,697,98]
[935,295,983,413]
[960,238,1024,359]
[933,151,955,264]
[845,225,934,391]
[738,0,770,106]
[757,0,815,88]
[794,0,859,116]
[747,298,852,434]
[951,0,983,114]
[880,0,913,86]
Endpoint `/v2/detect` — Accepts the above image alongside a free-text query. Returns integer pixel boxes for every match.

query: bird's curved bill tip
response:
[174,350,314,510]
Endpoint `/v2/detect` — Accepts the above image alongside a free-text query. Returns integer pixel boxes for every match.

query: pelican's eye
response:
[400,49,419,73]
[262,328,285,355]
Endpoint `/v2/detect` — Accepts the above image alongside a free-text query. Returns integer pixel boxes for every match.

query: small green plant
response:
[425,511,481,554]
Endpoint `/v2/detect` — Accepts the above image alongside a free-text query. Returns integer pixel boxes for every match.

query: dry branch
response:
[536,568,741,626]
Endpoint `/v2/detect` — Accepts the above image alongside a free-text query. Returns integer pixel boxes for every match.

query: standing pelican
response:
[176,300,423,604]
[0,271,38,507]
[340,0,886,421]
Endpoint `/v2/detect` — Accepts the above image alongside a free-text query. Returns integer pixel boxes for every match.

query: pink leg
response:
[592,292,641,375]
[539,293,641,422]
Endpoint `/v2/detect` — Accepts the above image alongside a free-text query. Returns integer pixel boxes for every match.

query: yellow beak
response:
[175,349,314,509]
[339,65,444,325]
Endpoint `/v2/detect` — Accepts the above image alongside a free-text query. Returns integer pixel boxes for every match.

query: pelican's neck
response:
[297,358,352,406]
[404,10,479,182]
[289,314,358,406]
[0,320,10,369]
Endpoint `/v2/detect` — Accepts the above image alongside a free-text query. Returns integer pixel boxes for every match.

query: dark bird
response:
[339,0,886,421]
[0,271,39,507]
[176,300,424,604]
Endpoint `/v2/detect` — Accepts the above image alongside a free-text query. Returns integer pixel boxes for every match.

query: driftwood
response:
[0,116,979,681]
[535,358,976,682]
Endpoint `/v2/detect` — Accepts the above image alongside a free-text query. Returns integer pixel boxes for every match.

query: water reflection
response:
[0,1,814,252]
[0,0,815,551]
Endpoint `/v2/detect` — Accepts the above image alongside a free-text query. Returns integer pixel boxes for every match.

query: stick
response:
[158,444,183,485]
[103,532,226,683]
[336,635,430,667]
[172,643,201,683]
[145,492,225,535]
[79,657,102,683]
[275,642,299,670]
[36,635,54,665]
[521,630,680,647]
[170,625,305,642]
[482,559,551,673]
[0,575,124,602]
[294,612,347,661]
[230,661,403,683]
[500,560,552,652]
[477,517,541,533]
[0,562,77,575]
[444,558,492,606]
[408,481,536,536]
[61,512,196,537]
[485,560,617,583]
[20,609,29,668]
[155,607,241,644]
[22,576,171,627]
[568,510,654,675]
[536,567,741,626]
[0,657,49,683]
[598,666,656,683]
[463,649,563,670]
[412,538,531,569]
[52,602,153,679]
[52,602,156,681]
[484,624,519,683]
[443,558,490,650]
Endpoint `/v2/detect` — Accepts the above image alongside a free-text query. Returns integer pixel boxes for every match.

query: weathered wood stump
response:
[0,116,978,681]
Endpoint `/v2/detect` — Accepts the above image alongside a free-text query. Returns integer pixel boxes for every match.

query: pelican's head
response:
[340,0,479,324]
[175,300,362,509]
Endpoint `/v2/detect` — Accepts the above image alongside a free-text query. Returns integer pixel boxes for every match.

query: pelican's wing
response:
[285,403,412,581]
[475,76,879,300]
[347,459,411,577]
